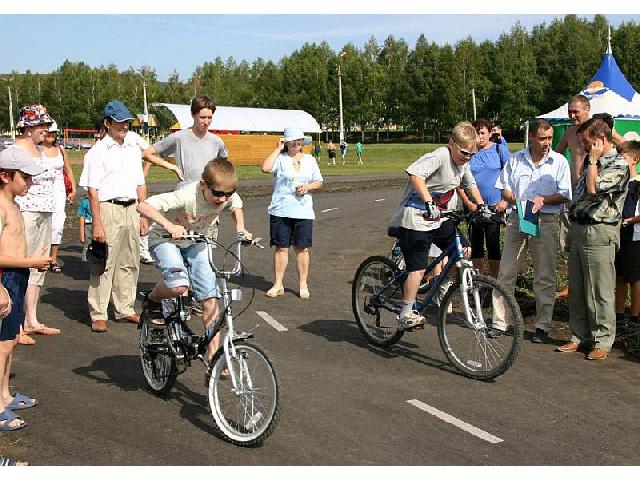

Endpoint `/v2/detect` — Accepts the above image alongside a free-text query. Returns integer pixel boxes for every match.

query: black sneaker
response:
[531,328,550,343]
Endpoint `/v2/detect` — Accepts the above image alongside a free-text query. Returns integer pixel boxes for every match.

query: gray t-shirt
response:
[389,146,476,232]
[153,129,228,189]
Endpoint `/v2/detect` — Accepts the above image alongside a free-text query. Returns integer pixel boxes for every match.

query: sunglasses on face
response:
[453,140,475,158]
[209,188,236,198]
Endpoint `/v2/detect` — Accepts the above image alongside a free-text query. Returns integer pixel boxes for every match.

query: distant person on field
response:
[613,141,640,337]
[557,119,630,360]
[312,141,322,163]
[355,141,364,165]
[458,118,510,278]
[492,119,571,344]
[0,147,52,432]
[327,139,337,166]
[340,140,348,165]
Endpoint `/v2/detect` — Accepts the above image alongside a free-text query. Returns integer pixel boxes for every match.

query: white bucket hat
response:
[48,121,59,133]
[283,126,311,145]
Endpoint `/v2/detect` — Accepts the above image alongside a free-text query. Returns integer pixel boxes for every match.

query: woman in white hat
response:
[262,126,323,299]
[13,104,61,344]
[42,122,76,273]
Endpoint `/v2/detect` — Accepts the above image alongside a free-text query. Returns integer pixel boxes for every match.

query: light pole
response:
[338,52,346,144]
[1,77,15,140]
[137,66,152,140]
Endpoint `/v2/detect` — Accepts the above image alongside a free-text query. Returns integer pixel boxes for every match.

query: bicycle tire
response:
[352,256,405,347]
[208,342,281,447]
[139,318,177,394]
[437,273,524,380]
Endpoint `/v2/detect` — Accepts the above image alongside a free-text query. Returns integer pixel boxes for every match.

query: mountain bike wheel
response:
[208,342,280,447]
[139,318,177,394]
[352,256,404,347]
[437,273,523,380]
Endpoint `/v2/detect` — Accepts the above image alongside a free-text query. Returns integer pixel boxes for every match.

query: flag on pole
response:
[339,51,347,58]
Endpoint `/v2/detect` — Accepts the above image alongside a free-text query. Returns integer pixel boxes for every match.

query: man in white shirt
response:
[79,100,148,333]
[492,119,572,343]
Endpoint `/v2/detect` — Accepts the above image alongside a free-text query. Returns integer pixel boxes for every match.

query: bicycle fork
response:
[459,266,486,330]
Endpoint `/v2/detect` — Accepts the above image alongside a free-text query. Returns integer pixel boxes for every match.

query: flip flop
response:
[0,409,27,431]
[6,392,38,411]
[23,324,61,336]
[17,334,35,346]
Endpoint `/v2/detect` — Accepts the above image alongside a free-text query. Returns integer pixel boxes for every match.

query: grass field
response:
[67,142,525,183]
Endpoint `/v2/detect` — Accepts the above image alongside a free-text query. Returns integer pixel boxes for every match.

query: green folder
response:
[516,200,540,238]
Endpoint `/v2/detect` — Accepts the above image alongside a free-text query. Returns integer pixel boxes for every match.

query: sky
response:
[2,9,640,81]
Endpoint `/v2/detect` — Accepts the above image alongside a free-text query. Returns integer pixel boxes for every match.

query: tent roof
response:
[539,52,640,120]
[152,103,321,133]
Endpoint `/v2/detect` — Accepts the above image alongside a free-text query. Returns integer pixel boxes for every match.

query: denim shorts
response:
[0,269,29,341]
[269,215,313,248]
[150,241,220,301]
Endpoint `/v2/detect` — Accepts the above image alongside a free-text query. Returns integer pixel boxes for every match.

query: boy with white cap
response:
[0,147,52,431]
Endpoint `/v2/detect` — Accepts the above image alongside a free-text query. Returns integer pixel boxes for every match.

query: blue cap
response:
[102,100,133,122]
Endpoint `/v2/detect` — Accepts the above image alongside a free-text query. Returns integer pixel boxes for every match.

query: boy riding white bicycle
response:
[137,157,251,366]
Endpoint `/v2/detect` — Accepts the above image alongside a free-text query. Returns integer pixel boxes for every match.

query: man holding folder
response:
[491,119,572,343]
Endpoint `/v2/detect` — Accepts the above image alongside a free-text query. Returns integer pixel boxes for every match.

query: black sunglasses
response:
[210,188,236,198]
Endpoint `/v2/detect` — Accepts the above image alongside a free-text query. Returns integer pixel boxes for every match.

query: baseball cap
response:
[283,126,311,145]
[102,100,134,122]
[17,104,54,129]
[0,147,45,176]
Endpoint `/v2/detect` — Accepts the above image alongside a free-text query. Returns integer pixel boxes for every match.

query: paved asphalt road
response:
[3,181,640,465]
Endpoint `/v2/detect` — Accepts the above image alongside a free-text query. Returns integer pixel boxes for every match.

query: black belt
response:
[104,199,136,207]
[570,217,614,226]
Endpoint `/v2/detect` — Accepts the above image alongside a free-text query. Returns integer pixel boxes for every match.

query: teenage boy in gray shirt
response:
[389,121,486,328]
[143,95,227,189]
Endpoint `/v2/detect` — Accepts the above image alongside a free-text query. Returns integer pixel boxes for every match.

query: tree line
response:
[1,15,639,143]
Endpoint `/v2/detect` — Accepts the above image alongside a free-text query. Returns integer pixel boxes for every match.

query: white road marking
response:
[321,208,338,213]
[407,399,503,444]
[372,198,385,202]
[256,311,288,332]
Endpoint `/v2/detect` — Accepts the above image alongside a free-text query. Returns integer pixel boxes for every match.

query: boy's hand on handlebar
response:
[237,230,253,241]
[422,201,441,221]
[493,200,508,213]
[167,223,188,239]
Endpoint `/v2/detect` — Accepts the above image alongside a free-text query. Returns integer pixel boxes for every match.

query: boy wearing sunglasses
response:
[389,121,486,329]
[137,157,251,365]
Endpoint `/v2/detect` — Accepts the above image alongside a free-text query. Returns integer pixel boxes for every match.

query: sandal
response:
[17,334,35,346]
[23,324,61,336]
[299,288,310,300]
[265,286,284,298]
[6,392,38,411]
[0,409,27,431]
[49,263,62,273]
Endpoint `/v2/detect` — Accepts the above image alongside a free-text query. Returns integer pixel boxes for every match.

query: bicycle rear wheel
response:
[139,318,177,394]
[208,342,280,447]
[437,273,523,380]
[352,256,405,347]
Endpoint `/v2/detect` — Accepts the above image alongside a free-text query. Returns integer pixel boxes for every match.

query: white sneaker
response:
[398,311,425,328]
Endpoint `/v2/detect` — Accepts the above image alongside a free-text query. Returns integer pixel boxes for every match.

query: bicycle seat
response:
[387,226,401,238]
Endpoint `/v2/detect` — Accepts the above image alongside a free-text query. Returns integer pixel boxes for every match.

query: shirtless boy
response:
[0,147,51,431]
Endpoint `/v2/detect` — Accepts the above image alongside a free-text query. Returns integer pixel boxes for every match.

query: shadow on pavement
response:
[41,287,90,326]
[72,355,229,441]
[298,318,463,378]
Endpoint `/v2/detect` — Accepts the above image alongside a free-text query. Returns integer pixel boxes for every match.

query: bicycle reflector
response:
[231,289,243,302]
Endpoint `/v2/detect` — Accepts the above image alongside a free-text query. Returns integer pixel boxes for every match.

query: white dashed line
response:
[372,198,385,202]
[407,399,503,444]
[256,311,288,332]
[321,208,338,213]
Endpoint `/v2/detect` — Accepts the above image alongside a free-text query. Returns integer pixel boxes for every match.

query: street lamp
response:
[1,77,15,140]
[338,51,346,144]
[137,66,153,140]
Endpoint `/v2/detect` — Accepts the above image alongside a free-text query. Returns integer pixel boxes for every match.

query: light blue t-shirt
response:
[267,153,323,220]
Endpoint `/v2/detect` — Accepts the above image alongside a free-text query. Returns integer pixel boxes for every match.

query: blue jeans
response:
[150,241,220,301]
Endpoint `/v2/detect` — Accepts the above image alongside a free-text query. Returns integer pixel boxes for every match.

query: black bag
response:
[87,240,108,276]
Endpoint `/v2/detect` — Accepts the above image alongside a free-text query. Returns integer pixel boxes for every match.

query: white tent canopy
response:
[153,103,321,133]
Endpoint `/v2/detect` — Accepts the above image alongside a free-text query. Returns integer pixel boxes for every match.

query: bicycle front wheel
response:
[139,319,177,394]
[208,342,281,447]
[352,256,404,347]
[438,273,524,380]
